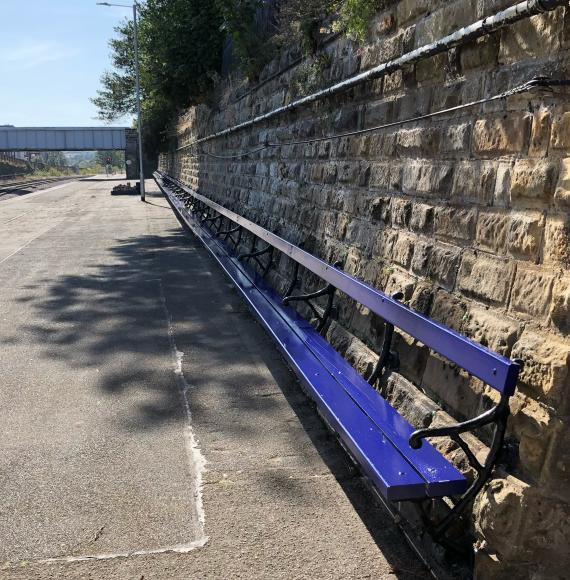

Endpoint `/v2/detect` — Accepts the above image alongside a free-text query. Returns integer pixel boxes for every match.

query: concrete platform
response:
[0,178,429,578]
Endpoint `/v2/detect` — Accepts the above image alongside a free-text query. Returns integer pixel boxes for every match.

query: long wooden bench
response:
[154,171,521,537]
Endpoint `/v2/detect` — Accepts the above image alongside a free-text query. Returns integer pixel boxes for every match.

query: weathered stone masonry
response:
[161,1,570,577]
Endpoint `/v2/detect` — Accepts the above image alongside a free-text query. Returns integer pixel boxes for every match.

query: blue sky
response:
[0,1,133,127]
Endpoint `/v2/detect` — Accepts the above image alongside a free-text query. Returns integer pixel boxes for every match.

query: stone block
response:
[383,70,403,94]
[409,202,434,234]
[493,161,513,207]
[473,116,531,156]
[333,107,359,132]
[435,206,476,243]
[391,198,411,227]
[348,135,370,158]
[529,110,552,157]
[344,219,373,250]
[408,281,434,315]
[428,242,462,291]
[415,53,446,83]
[370,196,391,223]
[430,290,468,333]
[383,372,438,428]
[476,211,509,254]
[460,34,499,71]
[422,354,487,420]
[415,0,478,46]
[543,215,570,267]
[392,327,428,383]
[509,392,559,482]
[499,11,562,63]
[325,320,353,356]
[363,100,393,128]
[373,228,398,260]
[521,490,570,568]
[345,336,377,378]
[442,123,471,154]
[411,240,431,277]
[401,161,454,197]
[506,211,544,261]
[554,157,570,209]
[396,0,429,25]
[551,112,570,150]
[337,162,360,184]
[539,425,570,503]
[476,482,570,577]
[463,305,521,357]
[350,302,375,342]
[474,476,528,561]
[510,159,558,204]
[511,331,570,407]
[550,275,570,334]
[371,12,395,37]
[452,160,497,205]
[369,162,401,191]
[458,252,514,306]
[396,127,440,156]
[510,265,554,319]
[392,233,414,267]
[383,269,416,301]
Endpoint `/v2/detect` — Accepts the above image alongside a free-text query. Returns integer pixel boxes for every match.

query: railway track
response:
[0,176,80,199]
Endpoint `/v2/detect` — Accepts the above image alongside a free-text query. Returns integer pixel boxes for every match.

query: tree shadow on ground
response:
[11,222,429,579]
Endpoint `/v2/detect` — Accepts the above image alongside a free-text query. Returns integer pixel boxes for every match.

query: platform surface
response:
[0,178,428,579]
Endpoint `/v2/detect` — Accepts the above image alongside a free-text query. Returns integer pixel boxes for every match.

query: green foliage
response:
[36,151,68,168]
[216,0,271,78]
[333,0,382,43]
[92,0,224,159]
[279,0,382,52]
[93,0,382,162]
[277,0,333,56]
[291,53,331,96]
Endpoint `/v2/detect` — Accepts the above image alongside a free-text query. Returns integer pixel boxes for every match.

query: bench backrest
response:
[160,172,521,396]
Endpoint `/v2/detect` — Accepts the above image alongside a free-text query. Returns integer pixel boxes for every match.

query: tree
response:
[92,0,225,160]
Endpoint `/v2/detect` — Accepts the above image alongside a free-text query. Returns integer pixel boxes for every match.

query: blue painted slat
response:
[160,173,520,396]
[162,184,433,501]
[158,177,469,501]
[238,271,468,498]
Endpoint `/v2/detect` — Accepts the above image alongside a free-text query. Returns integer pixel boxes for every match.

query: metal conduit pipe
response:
[178,0,566,151]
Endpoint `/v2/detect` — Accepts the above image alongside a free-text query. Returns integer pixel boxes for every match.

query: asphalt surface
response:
[0,178,429,579]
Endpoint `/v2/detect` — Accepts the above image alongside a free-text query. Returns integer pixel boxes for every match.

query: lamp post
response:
[97,1,145,201]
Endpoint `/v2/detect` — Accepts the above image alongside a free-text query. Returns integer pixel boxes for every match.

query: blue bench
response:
[154,171,521,538]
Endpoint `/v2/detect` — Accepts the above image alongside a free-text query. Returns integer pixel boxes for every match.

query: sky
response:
[0,0,134,127]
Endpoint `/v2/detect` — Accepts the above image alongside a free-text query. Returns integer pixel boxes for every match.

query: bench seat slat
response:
[160,180,469,501]
[244,276,468,498]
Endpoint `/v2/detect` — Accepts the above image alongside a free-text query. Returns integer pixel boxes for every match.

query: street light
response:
[97,1,145,201]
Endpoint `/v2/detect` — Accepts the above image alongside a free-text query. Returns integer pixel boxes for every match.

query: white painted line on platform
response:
[37,538,208,565]
[3,277,209,567]
[2,211,32,224]
[0,220,66,265]
[158,278,208,533]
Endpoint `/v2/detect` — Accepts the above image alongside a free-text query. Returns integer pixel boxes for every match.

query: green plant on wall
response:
[333,0,382,43]
[279,0,382,54]
[216,0,273,79]
[291,53,331,96]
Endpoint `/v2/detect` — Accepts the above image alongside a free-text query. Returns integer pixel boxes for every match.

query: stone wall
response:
[160,1,570,577]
